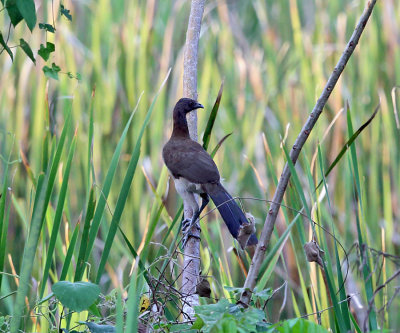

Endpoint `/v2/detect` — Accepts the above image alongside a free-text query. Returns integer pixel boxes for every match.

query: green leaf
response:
[19,38,35,63]
[85,94,141,271]
[38,23,55,33]
[38,42,55,61]
[274,318,328,333]
[5,0,23,27]
[202,81,224,150]
[16,0,36,31]
[253,288,273,301]
[81,322,116,333]
[60,4,72,21]
[74,185,96,282]
[39,134,77,298]
[88,303,102,317]
[194,299,266,333]
[52,281,100,312]
[0,33,13,61]
[43,63,61,80]
[59,221,80,280]
[95,70,170,283]
[315,104,380,190]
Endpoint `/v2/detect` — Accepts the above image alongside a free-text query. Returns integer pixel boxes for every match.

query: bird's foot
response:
[181,218,201,248]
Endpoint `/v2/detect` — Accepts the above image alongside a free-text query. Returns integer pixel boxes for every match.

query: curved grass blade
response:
[315,104,380,190]
[60,220,81,281]
[125,264,144,333]
[87,88,96,199]
[85,93,143,264]
[210,133,232,158]
[40,133,77,297]
[347,107,377,330]
[10,173,48,332]
[96,69,171,283]
[0,139,12,290]
[10,110,72,332]
[74,185,96,281]
[118,226,151,286]
[202,81,224,150]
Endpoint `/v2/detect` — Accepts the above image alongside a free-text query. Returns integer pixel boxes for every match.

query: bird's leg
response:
[182,193,209,247]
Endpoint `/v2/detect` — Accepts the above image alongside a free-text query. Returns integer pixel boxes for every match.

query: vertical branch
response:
[239,0,378,306]
[181,0,206,321]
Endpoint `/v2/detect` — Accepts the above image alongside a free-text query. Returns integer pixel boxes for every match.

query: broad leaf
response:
[52,281,100,312]
[80,322,116,333]
[19,38,35,63]
[16,0,36,31]
[43,63,61,80]
[194,299,266,333]
[274,318,328,333]
[5,0,23,27]
[38,23,55,33]
[60,4,72,21]
[38,42,55,61]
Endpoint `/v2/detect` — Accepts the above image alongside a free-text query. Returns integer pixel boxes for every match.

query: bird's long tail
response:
[204,183,258,247]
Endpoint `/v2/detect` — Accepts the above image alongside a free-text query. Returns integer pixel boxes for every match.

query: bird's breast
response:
[174,177,203,195]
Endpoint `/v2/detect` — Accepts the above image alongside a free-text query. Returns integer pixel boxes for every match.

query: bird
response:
[162,97,258,249]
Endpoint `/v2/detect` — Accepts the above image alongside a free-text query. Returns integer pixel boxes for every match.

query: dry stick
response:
[181,0,206,321]
[240,0,378,306]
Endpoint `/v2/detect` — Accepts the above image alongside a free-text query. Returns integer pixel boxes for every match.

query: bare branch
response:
[240,0,378,306]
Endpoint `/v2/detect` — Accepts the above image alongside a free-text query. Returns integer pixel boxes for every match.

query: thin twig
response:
[240,0,378,306]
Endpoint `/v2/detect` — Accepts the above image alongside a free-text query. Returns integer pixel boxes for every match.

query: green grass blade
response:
[60,221,80,281]
[40,109,72,226]
[40,133,77,297]
[0,188,11,292]
[74,185,96,281]
[321,260,347,333]
[210,133,232,158]
[10,110,72,332]
[202,81,224,150]
[115,289,124,333]
[87,88,96,197]
[347,107,378,330]
[0,143,11,290]
[10,174,49,332]
[257,212,300,289]
[317,145,352,330]
[118,226,151,286]
[315,104,379,190]
[125,266,143,333]
[96,70,170,283]
[84,93,142,264]
[282,144,311,219]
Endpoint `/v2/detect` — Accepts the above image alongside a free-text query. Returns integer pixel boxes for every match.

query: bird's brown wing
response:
[162,138,220,184]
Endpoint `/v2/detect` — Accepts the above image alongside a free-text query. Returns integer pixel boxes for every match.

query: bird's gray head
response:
[175,98,204,114]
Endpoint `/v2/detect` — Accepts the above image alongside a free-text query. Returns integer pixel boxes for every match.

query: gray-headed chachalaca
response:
[162,98,258,248]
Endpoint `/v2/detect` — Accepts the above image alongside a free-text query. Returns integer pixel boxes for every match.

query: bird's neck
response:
[172,109,190,138]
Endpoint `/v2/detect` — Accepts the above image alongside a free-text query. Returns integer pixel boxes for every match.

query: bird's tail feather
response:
[205,183,258,246]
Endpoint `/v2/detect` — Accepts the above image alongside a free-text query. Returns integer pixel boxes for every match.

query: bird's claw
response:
[181,217,201,248]
[182,232,201,248]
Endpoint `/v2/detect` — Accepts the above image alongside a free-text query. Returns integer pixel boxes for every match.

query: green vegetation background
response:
[0,0,399,331]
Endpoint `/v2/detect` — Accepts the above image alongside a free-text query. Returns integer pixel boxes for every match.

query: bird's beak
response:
[195,102,204,109]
